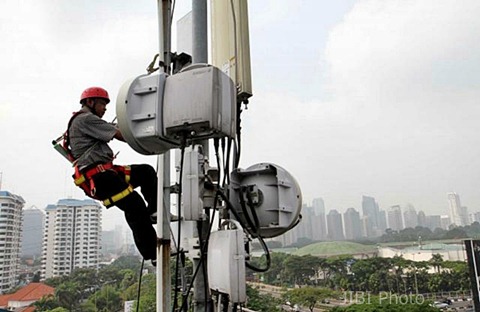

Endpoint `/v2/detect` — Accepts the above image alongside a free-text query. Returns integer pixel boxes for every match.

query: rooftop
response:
[12,283,54,301]
[0,191,25,204]
[46,198,100,210]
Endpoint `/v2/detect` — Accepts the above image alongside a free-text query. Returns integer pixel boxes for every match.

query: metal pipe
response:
[192,1,211,311]
[192,0,208,64]
[156,1,172,312]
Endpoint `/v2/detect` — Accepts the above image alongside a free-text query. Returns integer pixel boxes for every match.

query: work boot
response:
[150,212,157,224]
[149,212,179,224]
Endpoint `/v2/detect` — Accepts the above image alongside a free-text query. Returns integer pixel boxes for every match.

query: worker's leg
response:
[92,170,157,261]
[129,164,158,215]
[115,194,157,261]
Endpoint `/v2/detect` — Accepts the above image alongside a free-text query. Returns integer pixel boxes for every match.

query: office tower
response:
[297,204,314,240]
[447,192,466,226]
[283,205,315,245]
[460,206,470,226]
[362,196,379,236]
[41,199,102,280]
[326,209,344,241]
[417,210,427,227]
[343,208,362,240]
[312,198,327,240]
[101,230,116,255]
[377,210,388,234]
[21,206,45,257]
[0,190,25,294]
[425,215,442,231]
[440,215,451,230]
[473,212,480,224]
[361,216,372,237]
[403,204,418,229]
[387,205,403,231]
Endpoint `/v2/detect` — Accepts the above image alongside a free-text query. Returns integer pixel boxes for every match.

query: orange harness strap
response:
[73,163,132,207]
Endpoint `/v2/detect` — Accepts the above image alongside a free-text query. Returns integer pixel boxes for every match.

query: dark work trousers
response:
[90,164,158,261]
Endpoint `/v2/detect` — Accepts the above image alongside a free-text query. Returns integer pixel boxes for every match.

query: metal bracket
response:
[169,183,180,194]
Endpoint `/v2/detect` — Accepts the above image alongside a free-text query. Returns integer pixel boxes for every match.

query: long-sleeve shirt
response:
[68,107,117,170]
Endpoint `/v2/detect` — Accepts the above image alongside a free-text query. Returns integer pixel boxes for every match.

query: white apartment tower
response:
[447,192,468,226]
[0,191,25,294]
[387,205,403,231]
[312,198,327,240]
[403,204,418,229]
[343,208,362,240]
[41,199,102,280]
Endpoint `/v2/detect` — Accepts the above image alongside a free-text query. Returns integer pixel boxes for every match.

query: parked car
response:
[431,301,449,309]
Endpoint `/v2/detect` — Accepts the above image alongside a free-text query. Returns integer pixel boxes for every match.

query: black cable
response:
[136,259,145,312]
[245,234,271,273]
[242,189,271,272]
[220,137,227,188]
[222,138,233,187]
[238,187,258,234]
[198,220,209,311]
[235,100,242,169]
[245,189,260,231]
[214,138,222,188]
[213,139,224,230]
[179,193,219,311]
[172,144,186,312]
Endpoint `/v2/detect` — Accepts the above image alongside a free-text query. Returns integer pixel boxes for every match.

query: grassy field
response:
[267,238,466,258]
[293,241,377,257]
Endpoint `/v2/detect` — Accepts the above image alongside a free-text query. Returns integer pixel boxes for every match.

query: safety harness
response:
[64,111,134,208]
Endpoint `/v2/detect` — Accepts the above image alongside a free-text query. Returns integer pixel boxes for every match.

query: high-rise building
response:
[41,199,102,280]
[460,206,470,226]
[417,210,427,227]
[387,205,403,231]
[403,204,418,229]
[0,190,25,294]
[447,192,467,226]
[425,215,442,231]
[312,198,327,240]
[326,209,344,241]
[21,206,45,257]
[343,208,362,240]
[377,210,388,235]
[101,230,116,255]
[440,215,451,230]
[362,196,379,236]
[295,204,314,241]
[361,216,372,237]
[473,212,480,224]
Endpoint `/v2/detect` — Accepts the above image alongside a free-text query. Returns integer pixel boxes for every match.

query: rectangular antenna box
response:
[207,226,246,303]
[163,65,236,141]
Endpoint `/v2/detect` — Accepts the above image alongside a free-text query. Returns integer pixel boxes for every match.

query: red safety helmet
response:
[80,87,110,104]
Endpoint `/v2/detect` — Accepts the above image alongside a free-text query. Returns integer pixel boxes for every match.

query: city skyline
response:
[281,192,479,245]
[301,192,476,217]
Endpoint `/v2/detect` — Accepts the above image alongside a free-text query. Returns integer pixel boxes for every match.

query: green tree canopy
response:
[54,281,82,311]
[283,287,334,312]
[89,284,123,312]
[245,285,281,312]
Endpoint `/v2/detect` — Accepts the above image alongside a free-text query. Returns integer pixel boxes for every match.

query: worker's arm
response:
[114,128,125,142]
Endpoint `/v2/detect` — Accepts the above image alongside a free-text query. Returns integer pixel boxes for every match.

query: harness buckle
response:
[97,164,106,172]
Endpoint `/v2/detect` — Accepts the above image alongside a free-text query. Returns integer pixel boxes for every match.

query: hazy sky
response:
[1,0,479,230]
